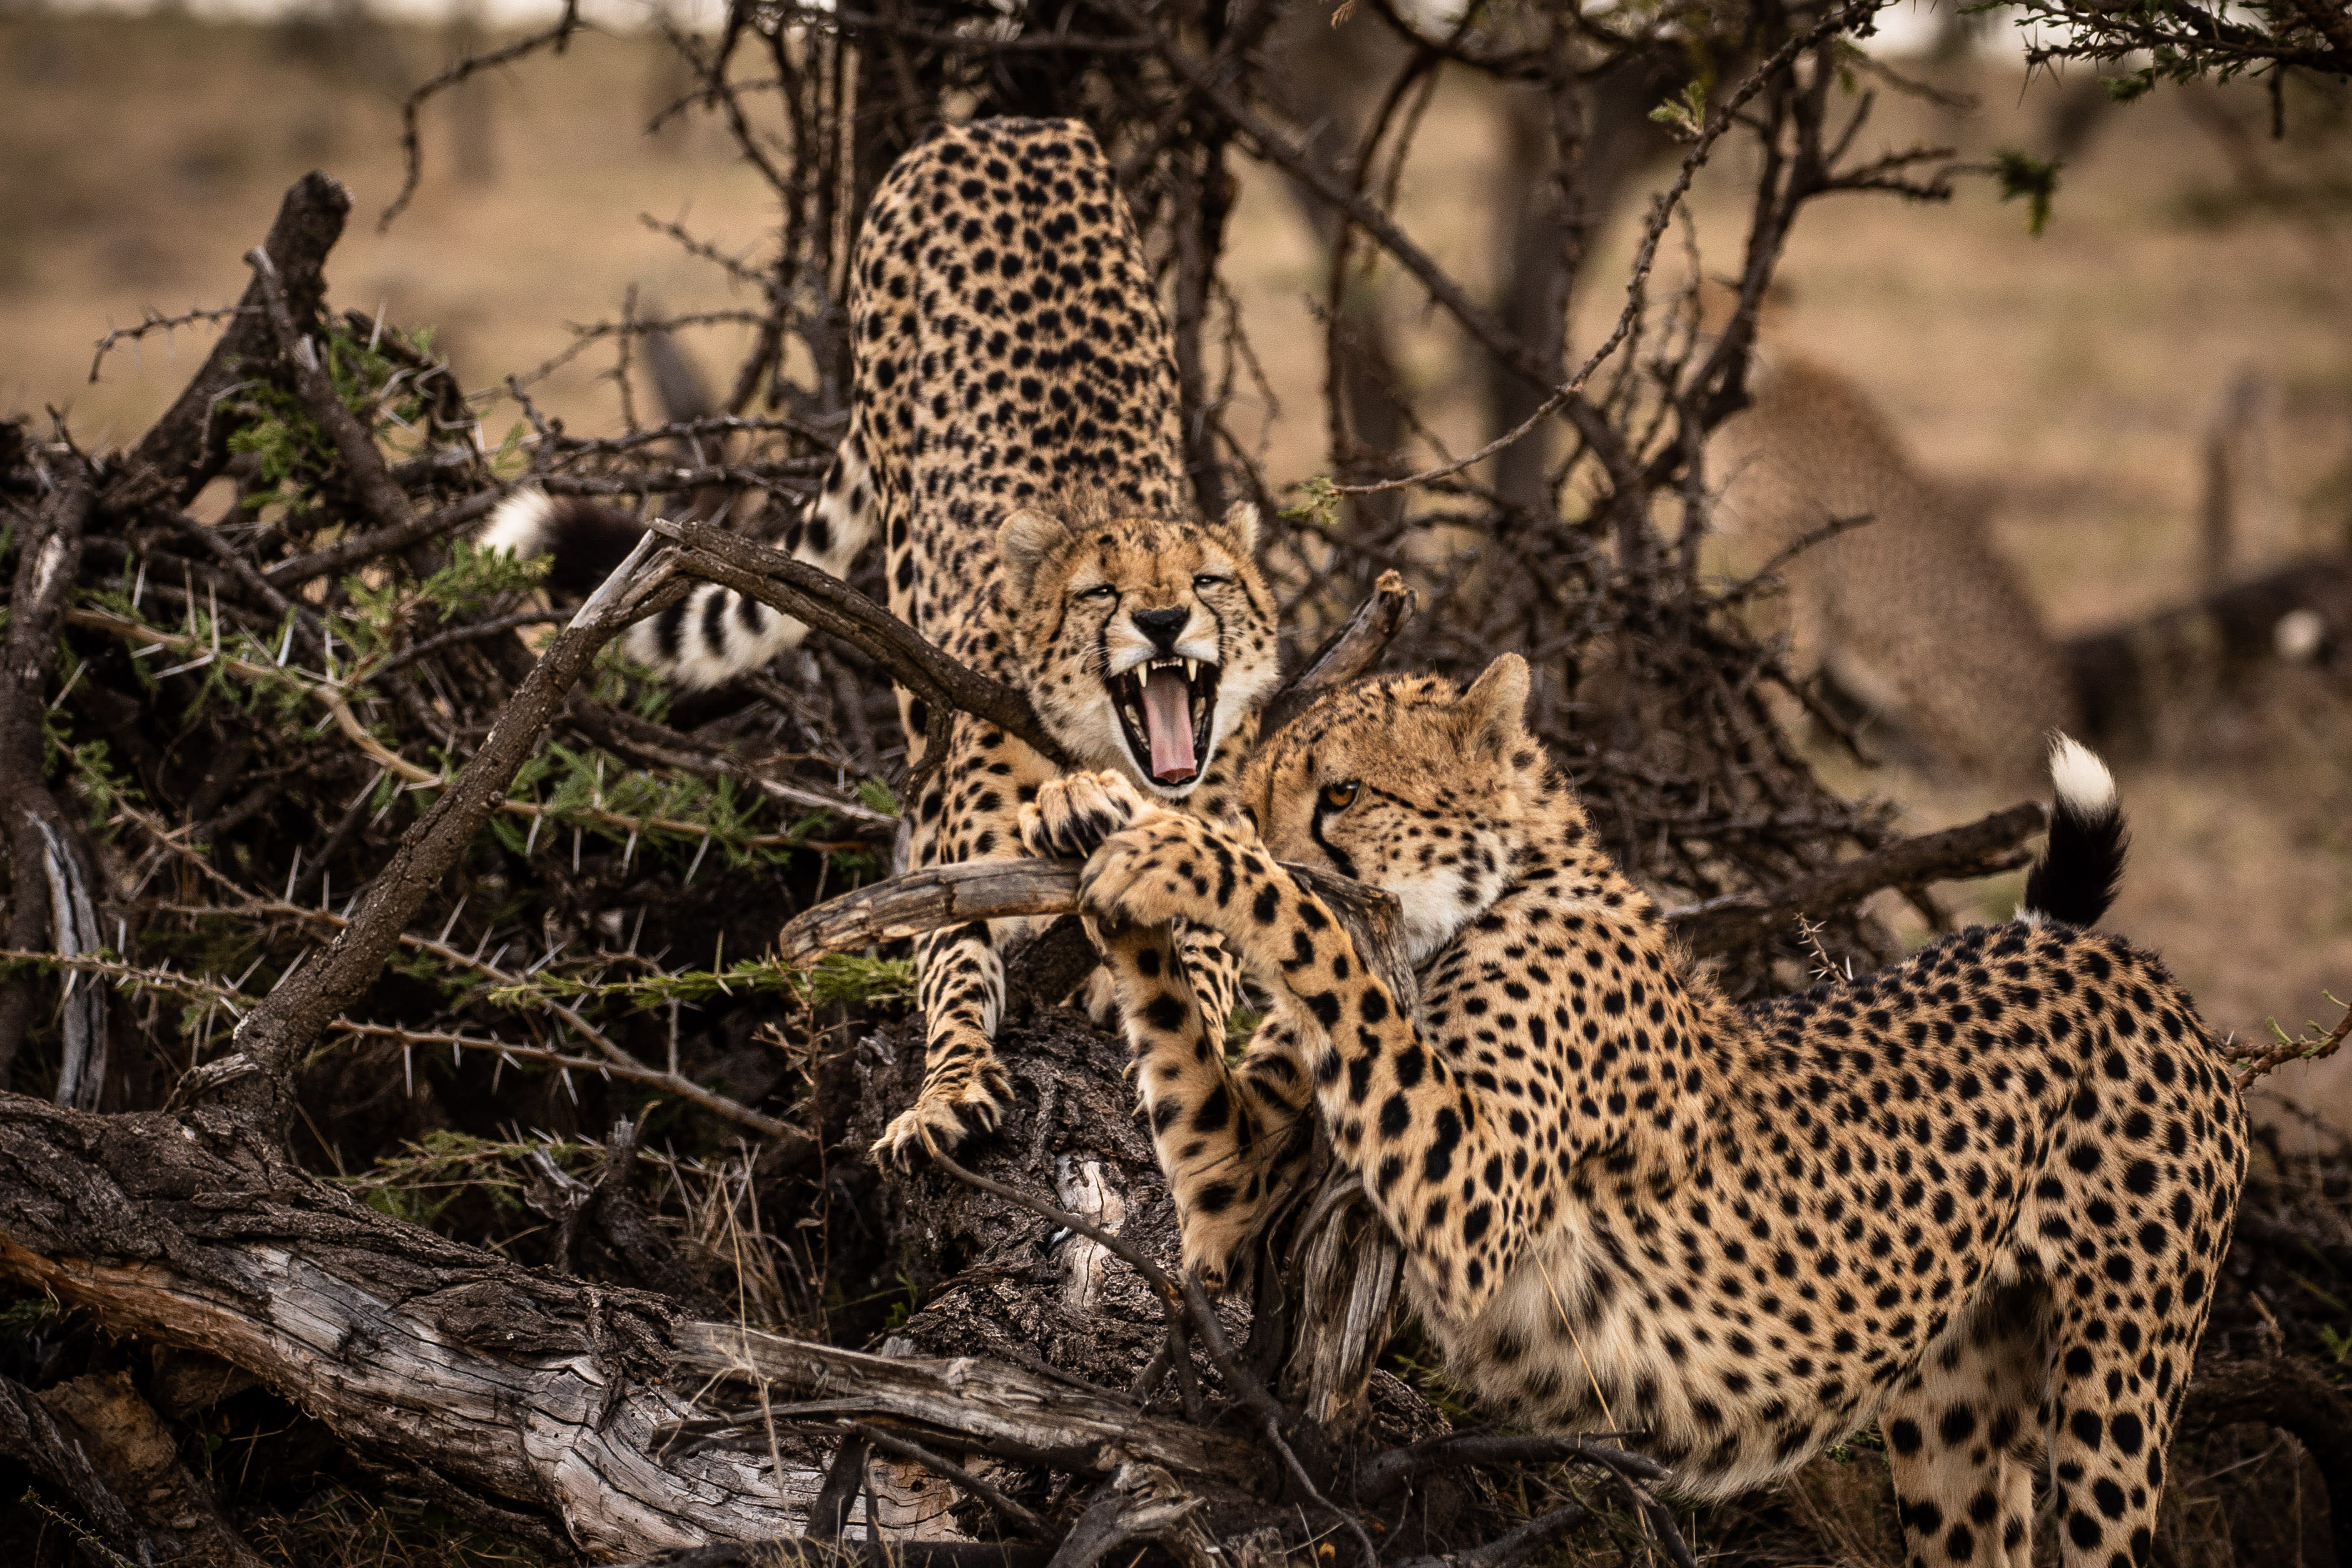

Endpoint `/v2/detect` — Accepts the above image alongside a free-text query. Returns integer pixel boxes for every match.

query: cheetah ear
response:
[1216,500,1260,556]
[998,509,1071,603]
[1458,654,1532,759]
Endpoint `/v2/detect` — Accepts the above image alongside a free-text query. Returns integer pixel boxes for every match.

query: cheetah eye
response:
[1076,584,1117,601]
[1319,781,1359,812]
[1192,573,1231,591]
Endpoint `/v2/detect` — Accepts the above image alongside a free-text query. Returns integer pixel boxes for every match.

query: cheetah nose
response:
[1132,606,1188,652]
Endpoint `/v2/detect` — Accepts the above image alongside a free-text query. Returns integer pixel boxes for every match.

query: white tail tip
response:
[2274,608,2326,664]
[2047,732,2115,815]
[474,486,557,559]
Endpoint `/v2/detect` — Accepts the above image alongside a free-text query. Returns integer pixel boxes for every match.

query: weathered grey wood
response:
[780,863,1082,966]
[780,860,1416,1011]
[1278,1174,1403,1436]
[671,1325,1257,1477]
[0,1094,1265,1560]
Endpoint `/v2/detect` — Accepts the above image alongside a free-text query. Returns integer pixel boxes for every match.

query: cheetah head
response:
[1000,502,1278,801]
[1241,654,1558,964]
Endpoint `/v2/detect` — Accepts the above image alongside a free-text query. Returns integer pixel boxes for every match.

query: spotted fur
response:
[836,119,1276,1163]
[1067,658,2247,1567]
[479,120,1278,1164]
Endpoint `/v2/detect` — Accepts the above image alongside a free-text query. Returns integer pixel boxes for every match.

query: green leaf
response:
[1647,79,1709,140]
[1992,150,2063,237]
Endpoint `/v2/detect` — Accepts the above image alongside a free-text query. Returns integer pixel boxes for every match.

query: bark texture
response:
[0,1081,1286,1558]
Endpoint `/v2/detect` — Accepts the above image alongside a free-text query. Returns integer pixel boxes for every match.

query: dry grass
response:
[2,9,2348,1120]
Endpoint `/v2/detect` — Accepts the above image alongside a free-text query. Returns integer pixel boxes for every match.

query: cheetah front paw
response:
[1078,813,1266,942]
[868,1064,1014,1170]
[1019,770,1150,860]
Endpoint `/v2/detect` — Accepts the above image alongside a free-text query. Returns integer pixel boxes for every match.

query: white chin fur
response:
[2045,732,2115,815]
[476,486,556,558]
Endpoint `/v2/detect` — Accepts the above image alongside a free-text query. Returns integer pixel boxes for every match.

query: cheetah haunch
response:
[1059,654,2246,1568]
[482,119,1278,1164]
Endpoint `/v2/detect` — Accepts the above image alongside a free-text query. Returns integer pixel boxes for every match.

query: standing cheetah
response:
[482,120,1280,1163]
[1048,657,2246,1567]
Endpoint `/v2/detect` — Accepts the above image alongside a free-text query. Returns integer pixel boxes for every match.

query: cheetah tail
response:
[475,486,654,599]
[2020,733,2129,928]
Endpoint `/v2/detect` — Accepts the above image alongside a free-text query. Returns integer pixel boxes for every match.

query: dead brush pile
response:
[0,0,2345,1562]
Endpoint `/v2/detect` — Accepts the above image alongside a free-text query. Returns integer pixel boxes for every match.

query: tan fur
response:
[1062,658,2246,1566]
[1715,359,2079,782]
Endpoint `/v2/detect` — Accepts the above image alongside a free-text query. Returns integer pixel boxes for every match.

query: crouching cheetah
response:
[481,119,1278,1163]
[1046,656,2246,1567]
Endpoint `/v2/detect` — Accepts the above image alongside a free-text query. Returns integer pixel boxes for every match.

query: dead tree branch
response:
[1665,801,2049,957]
[0,467,101,1085]
[105,173,349,509]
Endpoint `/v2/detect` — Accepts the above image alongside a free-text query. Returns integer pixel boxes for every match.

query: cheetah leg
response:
[868,919,1016,1167]
[1016,772,1242,1042]
[2041,1279,2199,1568]
[1081,808,1544,1319]
[1881,1281,2046,1568]
[1096,920,1313,1293]
[1072,920,1238,1036]
[1173,922,1242,1038]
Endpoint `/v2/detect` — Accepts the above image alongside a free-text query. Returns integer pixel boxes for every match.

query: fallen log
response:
[787,801,2052,989]
[0,1092,1263,1559]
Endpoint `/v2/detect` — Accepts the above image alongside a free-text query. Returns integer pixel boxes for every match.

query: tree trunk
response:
[0,1052,1286,1559]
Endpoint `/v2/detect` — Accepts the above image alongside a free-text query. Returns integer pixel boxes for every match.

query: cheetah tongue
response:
[1141,667,1199,783]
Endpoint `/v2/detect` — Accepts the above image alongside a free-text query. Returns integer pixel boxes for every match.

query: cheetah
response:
[481,119,1279,1163]
[1049,657,2246,1566]
[1713,357,2079,785]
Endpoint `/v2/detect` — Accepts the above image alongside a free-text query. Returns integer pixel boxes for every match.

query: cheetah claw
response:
[870,1066,1014,1171]
[1019,770,1152,860]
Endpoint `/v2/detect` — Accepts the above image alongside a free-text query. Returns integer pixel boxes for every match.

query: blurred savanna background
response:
[7,0,2347,1112]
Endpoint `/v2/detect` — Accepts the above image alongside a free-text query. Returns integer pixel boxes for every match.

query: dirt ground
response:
[3,8,2348,1116]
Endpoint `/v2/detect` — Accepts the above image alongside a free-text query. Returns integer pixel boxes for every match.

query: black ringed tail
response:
[472,448,875,690]
[2020,733,2129,928]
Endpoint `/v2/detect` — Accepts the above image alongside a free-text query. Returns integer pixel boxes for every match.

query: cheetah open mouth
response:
[1110,656,1219,785]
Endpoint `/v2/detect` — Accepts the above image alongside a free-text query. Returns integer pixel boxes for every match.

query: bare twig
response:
[382,0,585,231]
[1665,801,2048,956]
[88,303,255,384]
